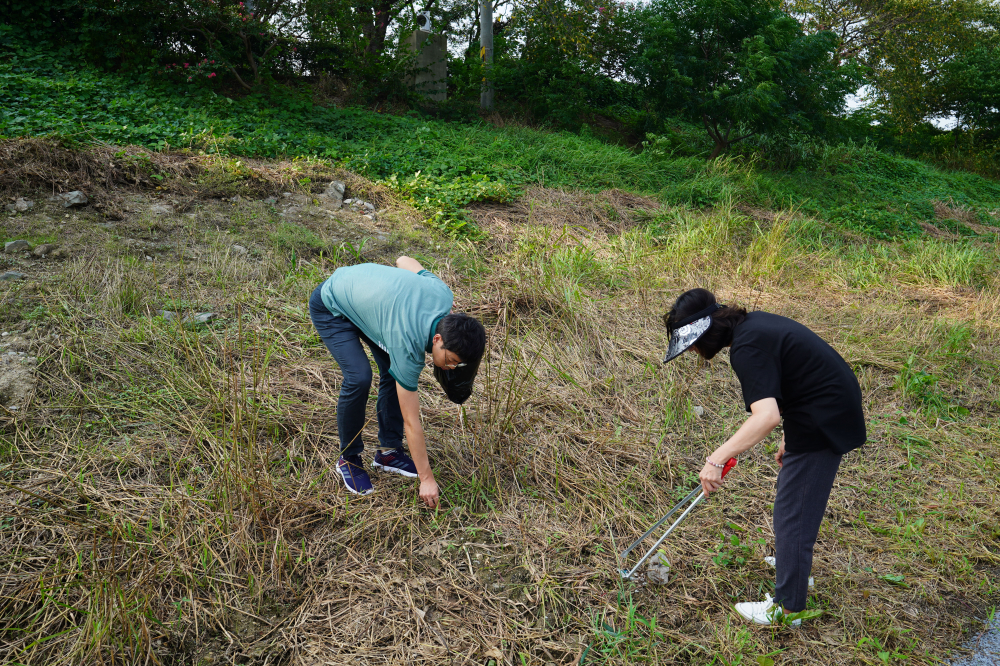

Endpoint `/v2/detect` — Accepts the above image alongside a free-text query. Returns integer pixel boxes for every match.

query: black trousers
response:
[308,285,405,457]
[773,447,842,612]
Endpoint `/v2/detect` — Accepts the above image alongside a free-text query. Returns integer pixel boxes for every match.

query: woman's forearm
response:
[710,398,781,463]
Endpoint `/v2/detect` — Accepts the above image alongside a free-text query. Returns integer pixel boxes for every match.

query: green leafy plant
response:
[712,533,759,568]
[896,355,969,420]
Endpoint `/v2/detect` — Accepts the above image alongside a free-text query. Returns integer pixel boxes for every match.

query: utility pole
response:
[480,0,494,110]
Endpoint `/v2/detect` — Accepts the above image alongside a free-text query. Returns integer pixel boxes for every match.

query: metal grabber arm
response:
[619,457,737,580]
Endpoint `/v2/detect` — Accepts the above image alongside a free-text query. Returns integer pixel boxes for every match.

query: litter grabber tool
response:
[619,457,737,580]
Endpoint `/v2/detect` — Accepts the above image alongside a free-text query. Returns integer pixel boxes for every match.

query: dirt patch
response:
[0,352,36,409]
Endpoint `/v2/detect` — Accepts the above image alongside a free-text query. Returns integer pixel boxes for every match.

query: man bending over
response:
[308,256,486,508]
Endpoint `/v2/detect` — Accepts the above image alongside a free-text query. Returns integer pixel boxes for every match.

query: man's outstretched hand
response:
[420,476,440,509]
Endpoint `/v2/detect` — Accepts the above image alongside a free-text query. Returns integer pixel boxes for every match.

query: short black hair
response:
[436,313,486,363]
[664,288,747,360]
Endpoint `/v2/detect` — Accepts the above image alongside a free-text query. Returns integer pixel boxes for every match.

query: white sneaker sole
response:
[371,461,419,478]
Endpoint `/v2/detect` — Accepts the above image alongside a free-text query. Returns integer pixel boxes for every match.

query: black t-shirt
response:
[728,312,866,454]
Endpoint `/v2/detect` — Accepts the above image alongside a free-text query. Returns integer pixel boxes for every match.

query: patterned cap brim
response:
[662,315,713,363]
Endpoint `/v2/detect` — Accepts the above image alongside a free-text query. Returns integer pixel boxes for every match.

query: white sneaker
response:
[763,557,814,587]
[734,594,802,627]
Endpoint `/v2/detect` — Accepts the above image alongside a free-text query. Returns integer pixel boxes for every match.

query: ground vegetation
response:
[0,136,999,664]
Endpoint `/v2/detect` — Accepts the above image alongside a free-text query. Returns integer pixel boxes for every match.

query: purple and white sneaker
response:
[337,455,374,495]
[372,448,420,478]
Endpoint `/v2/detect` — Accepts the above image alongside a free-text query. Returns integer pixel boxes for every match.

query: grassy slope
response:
[2,58,1000,239]
[1,51,1000,666]
[0,145,998,664]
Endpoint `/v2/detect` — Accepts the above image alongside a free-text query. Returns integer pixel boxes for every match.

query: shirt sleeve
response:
[729,345,782,412]
[418,269,445,284]
[387,350,422,392]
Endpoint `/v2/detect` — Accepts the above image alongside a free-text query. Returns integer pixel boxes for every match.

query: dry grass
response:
[0,138,366,221]
[1,161,999,665]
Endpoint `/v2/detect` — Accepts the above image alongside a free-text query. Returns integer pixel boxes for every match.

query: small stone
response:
[4,198,34,213]
[282,192,293,198]
[692,405,705,417]
[363,214,374,221]
[4,240,31,253]
[185,312,216,325]
[0,272,26,281]
[32,244,56,257]
[59,191,89,207]
[150,203,174,216]
[343,198,353,205]
[324,181,346,197]
[320,181,345,209]
[1,332,8,337]
[363,201,375,211]
[492,582,503,590]
[145,255,154,262]
[49,248,68,259]
[158,310,177,321]
[230,244,248,256]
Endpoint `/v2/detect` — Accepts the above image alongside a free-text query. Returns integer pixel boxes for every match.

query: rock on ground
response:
[5,198,34,213]
[0,352,37,408]
[321,181,346,209]
[4,240,31,253]
[0,272,26,281]
[59,191,89,207]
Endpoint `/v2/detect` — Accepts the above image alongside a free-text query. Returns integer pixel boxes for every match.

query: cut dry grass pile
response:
[1,156,999,665]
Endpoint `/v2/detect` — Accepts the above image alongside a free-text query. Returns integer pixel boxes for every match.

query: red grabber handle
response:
[721,457,738,478]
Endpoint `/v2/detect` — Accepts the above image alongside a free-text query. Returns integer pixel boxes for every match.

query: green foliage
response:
[711,532,763,568]
[1,49,998,241]
[896,355,969,421]
[936,38,1000,143]
[492,0,645,129]
[269,222,326,253]
[387,172,515,239]
[633,0,860,158]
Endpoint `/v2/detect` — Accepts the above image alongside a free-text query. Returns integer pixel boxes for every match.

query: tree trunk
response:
[358,0,396,54]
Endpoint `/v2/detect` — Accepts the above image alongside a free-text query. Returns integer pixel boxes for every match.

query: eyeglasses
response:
[444,360,467,369]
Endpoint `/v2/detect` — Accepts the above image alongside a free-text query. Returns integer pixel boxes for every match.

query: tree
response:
[935,41,1000,143]
[632,0,857,158]
[782,0,988,126]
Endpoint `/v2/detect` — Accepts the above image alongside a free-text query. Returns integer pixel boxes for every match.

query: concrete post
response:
[480,0,494,110]
[404,30,448,102]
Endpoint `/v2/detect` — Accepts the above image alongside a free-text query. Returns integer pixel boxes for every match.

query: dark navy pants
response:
[308,285,404,457]
[773,447,842,612]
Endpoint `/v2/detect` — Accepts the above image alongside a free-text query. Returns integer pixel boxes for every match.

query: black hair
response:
[663,288,747,360]
[436,313,486,363]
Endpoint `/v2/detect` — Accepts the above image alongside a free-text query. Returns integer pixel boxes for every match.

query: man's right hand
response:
[775,433,786,467]
[419,476,440,508]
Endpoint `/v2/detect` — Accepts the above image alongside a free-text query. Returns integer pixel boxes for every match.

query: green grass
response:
[2,50,1000,240]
